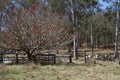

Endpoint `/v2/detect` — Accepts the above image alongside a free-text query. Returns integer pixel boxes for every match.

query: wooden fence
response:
[56,54,72,63]
[0,53,72,65]
[33,54,56,64]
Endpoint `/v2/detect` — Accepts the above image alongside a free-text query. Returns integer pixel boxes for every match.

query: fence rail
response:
[56,54,72,63]
[0,53,72,65]
[33,54,56,64]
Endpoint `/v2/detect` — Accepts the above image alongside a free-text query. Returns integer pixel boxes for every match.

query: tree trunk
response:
[74,34,78,60]
[68,46,71,53]
[27,53,32,62]
[69,0,78,60]
[56,46,59,54]
[91,20,94,55]
[86,31,89,48]
[114,0,120,61]
[95,35,99,48]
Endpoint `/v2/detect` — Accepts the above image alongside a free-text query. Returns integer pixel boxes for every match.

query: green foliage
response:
[96,25,114,47]
[50,0,67,14]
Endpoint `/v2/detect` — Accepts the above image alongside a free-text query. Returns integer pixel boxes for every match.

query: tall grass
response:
[1,61,120,80]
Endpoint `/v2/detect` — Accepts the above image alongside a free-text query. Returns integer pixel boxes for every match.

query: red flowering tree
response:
[0,7,73,61]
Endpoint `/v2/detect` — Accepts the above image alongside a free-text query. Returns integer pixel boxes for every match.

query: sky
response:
[98,0,111,9]
[9,0,112,10]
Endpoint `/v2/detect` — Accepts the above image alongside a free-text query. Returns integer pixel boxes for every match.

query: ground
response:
[1,60,120,80]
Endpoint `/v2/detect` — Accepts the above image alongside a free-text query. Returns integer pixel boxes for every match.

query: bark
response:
[27,53,32,61]
[68,46,71,53]
[56,46,59,54]
[69,0,78,60]
[91,20,94,55]
[74,35,78,60]
[26,50,33,62]
[114,0,120,61]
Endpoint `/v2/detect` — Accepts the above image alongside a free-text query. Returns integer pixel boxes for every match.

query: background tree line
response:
[0,0,120,61]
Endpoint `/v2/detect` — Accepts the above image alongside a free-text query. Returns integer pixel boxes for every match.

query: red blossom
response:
[32,24,37,30]
[5,36,10,40]
[0,45,3,48]
[43,13,47,17]
[54,13,60,17]
[30,6,36,13]
[0,28,1,33]
[31,6,36,11]
[48,26,57,31]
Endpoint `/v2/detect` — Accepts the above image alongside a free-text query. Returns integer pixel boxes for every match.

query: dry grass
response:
[0,48,119,80]
[77,48,115,56]
[57,48,114,55]
[1,60,120,80]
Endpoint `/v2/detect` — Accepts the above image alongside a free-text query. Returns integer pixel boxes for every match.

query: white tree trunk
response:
[91,20,94,55]
[74,35,78,60]
[114,0,120,61]
[69,0,78,60]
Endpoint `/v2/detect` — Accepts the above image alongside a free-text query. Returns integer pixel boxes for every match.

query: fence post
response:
[0,53,3,63]
[53,54,56,64]
[84,49,87,63]
[16,53,18,64]
[33,56,37,64]
[70,54,72,63]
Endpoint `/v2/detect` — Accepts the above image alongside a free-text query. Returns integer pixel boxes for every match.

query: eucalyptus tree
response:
[114,0,120,61]
[103,0,120,61]
[49,0,98,60]
[95,13,115,48]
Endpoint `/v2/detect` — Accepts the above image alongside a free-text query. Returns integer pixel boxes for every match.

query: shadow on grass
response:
[4,60,109,68]
[53,62,97,67]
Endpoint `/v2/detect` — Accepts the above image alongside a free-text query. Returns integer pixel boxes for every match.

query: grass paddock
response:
[0,60,120,80]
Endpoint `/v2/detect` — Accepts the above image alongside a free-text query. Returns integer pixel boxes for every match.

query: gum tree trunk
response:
[74,34,78,60]
[91,20,94,55]
[69,0,78,60]
[114,0,120,61]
